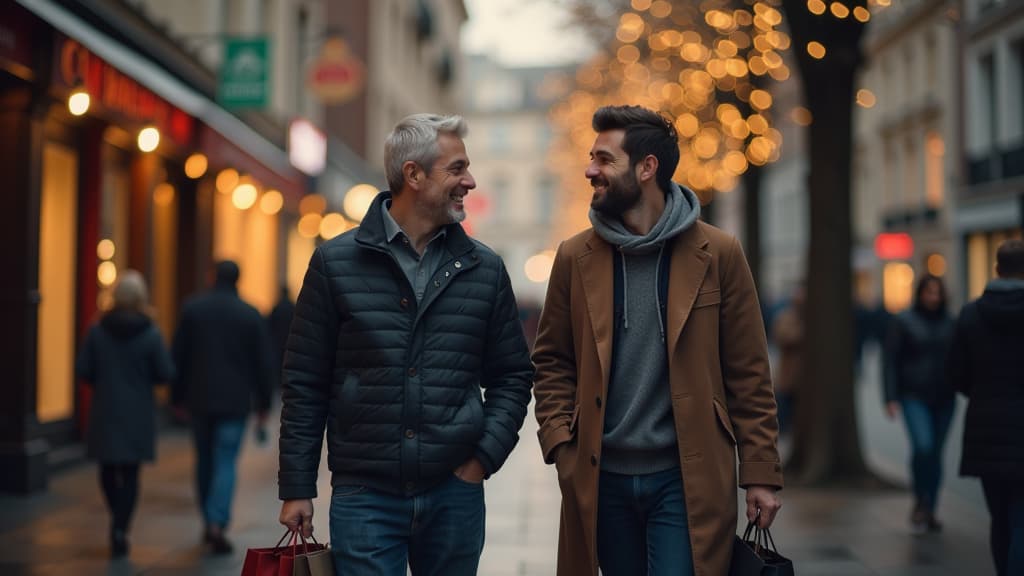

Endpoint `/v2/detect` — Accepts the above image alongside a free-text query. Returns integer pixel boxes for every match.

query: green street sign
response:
[219,37,269,109]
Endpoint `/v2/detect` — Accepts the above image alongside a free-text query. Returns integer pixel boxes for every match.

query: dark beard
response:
[591,171,641,216]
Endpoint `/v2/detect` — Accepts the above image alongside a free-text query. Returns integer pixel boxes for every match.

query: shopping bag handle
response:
[742,514,780,556]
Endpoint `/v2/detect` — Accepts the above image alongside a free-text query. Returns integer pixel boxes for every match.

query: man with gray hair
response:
[278,114,533,575]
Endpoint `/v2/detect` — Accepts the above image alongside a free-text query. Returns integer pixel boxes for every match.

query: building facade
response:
[853,0,961,312]
[461,55,573,305]
[959,0,1024,299]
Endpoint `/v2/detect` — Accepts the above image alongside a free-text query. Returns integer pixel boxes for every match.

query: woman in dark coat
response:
[883,274,955,534]
[76,270,175,557]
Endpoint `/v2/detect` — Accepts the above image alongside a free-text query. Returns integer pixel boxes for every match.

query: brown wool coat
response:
[532,221,783,576]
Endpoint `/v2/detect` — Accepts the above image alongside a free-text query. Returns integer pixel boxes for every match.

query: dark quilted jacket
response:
[278,192,533,499]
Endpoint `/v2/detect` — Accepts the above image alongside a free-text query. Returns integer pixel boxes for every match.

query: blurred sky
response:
[462,0,594,67]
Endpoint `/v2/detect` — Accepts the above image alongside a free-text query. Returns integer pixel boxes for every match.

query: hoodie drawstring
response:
[621,249,629,330]
[620,243,667,341]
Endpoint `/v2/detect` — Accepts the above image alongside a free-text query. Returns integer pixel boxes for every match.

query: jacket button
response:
[400,298,409,308]
[591,455,598,466]
[595,396,602,408]
[404,429,415,439]
[408,367,417,377]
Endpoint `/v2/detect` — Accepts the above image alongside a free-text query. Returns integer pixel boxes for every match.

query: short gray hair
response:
[384,114,468,194]
[112,269,149,313]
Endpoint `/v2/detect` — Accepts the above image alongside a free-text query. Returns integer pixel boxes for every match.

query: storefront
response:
[0,1,307,492]
[957,194,1024,300]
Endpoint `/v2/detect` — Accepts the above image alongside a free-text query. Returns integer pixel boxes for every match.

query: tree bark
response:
[780,0,873,485]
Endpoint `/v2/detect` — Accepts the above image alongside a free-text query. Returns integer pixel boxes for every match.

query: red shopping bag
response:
[241,530,327,576]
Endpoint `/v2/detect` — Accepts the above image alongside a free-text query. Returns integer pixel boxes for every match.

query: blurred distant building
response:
[853,0,961,312]
[958,0,1024,300]
[461,54,574,304]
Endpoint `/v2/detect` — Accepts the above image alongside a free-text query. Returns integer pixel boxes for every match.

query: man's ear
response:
[636,155,659,183]
[403,161,422,191]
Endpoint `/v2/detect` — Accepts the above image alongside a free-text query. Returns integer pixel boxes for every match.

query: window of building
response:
[37,140,79,424]
[979,52,997,153]
[537,175,555,224]
[925,32,937,90]
[967,229,1024,299]
[903,137,918,208]
[490,122,510,154]
[925,131,945,208]
[883,261,915,313]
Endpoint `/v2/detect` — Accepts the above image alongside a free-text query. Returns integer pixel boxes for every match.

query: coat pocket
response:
[693,289,721,309]
[336,372,359,433]
[712,397,737,445]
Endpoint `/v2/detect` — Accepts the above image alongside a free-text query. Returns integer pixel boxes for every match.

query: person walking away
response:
[76,270,175,557]
[948,239,1024,576]
[883,274,955,534]
[172,260,273,554]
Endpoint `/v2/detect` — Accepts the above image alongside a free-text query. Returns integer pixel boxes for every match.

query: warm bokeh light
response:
[184,153,208,179]
[791,106,813,126]
[153,183,175,207]
[297,213,323,239]
[830,2,850,18]
[807,0,826,15]
[96,239,115,261]
[98,261,117,286]
[260,190,284,215]
[232,183,258,210]
[137,127,160,152]
[525,251,556,283]
[68,90,90,116]
[299,193,328,216]
[216,168,239,194]
[807,41,826,59]
[343,184,379,221]
[319,213,349,240]
[856,88,877,108]
[853,6,871,22]
[927,254,947,277]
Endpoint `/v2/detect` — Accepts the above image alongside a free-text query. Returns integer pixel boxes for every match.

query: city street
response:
[0,351,994,576]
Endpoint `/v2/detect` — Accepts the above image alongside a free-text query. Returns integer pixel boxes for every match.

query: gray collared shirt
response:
[381,201,447,301]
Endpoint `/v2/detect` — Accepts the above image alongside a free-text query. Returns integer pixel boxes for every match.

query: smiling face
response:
[417,132,476,226]
[585,129,641,216]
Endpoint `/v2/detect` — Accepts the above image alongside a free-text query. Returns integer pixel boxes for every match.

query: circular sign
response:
[308,37,365,105]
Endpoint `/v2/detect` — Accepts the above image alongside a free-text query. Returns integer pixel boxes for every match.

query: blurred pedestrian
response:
[266,284,295,395]
[883,274,955,534]
[75,270,175,558]
[172,260,273,554]
[948,239,1024,576]
[772,282,805,435]
[277,114,533,575]
[532,105,782,576]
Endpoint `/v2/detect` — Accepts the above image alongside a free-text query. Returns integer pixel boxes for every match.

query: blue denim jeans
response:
[193,416,246,528]
[982,476,1024,576]
[900,398,954,512]
[597,467,693,576]
[328,474,485,576]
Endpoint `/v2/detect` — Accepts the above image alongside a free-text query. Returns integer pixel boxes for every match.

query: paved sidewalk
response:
[0,397,994,575]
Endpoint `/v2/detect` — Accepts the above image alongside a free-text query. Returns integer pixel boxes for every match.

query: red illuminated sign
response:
[874,233,914,261]
[54,37,194,148]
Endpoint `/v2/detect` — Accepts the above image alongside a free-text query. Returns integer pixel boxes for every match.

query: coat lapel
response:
[666,224,711,355]
[578,233,614,392]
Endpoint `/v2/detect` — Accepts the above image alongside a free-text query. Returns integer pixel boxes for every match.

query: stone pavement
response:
[0,387,995,575]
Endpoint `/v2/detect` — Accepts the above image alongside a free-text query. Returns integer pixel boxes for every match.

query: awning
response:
[17,0,303,192]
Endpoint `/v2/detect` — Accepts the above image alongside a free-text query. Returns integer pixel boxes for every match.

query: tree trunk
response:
[780,0,873,485]
[742,165,762,290]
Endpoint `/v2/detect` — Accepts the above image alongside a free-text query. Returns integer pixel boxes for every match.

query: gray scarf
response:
[589,181,701,254]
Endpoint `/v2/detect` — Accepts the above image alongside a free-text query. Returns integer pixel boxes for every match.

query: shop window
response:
[883,262,915,313]
[925,131,945,208]
[37,141,79,423]
[967,229,1024,299]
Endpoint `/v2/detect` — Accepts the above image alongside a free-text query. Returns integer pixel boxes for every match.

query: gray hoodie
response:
[589,182,701,474]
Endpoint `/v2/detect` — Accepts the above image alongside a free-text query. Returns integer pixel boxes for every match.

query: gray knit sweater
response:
[589,183,701,474]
